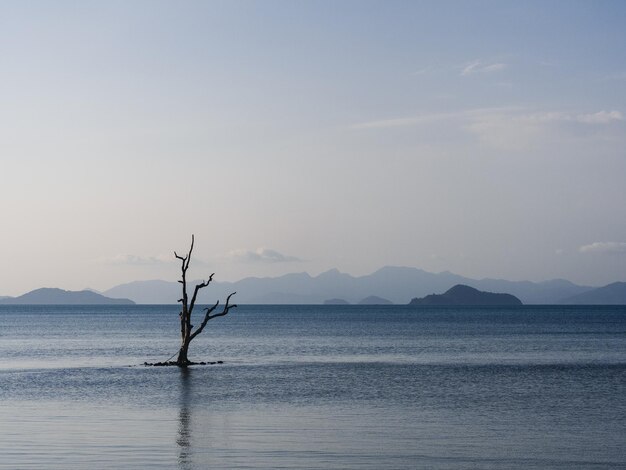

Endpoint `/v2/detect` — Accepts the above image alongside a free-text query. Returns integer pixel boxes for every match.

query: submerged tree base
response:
[143,360,224,367]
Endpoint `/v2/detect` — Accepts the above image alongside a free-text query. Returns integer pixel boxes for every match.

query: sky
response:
[1,0,625,295]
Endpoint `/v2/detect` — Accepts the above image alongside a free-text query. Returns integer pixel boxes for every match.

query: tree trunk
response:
[172,235,236,367]
[177,340,190,366]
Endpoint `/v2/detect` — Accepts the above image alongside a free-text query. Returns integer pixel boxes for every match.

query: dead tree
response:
[174,235,236,366]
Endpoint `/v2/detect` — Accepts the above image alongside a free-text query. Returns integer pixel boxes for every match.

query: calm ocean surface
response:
[0,304,625,469]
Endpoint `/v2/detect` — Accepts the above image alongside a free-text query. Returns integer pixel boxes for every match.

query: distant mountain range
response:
[99,266,624,305]
[560,282,626,305]
[0,288,134,305]
[410,285,522,306]
[3,268,624,305]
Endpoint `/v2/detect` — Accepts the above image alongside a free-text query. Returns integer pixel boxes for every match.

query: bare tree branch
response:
[189,292,237,341]
[190,300,220,340]
[184,234,194,272]
[206,292,237,321]
[177,235,194,329]
[188,273,215,317]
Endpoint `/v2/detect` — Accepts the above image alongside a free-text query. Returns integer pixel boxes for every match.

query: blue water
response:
[1,305,625,469]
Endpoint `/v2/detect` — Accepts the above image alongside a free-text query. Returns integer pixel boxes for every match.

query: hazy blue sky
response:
[1,1,625,295]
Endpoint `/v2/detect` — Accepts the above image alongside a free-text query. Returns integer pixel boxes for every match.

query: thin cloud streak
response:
[350,107,624,153]
[411,60,507,77]
[579,242,626,255]
[350,108,623,130]
[350,106,522,130]
[227,248,304,264]
[95,253,214,267]
[96,254,174,266]
[461,60,507,76]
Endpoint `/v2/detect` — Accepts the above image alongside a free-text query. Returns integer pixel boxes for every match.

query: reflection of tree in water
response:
[177,367,192,470]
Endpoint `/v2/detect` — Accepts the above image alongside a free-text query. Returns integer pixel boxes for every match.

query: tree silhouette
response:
[174,235,236,366]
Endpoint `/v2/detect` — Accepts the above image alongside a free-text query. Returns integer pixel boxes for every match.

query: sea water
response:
[0,304,625,469]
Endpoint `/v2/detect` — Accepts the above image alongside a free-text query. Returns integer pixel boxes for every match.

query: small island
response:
[0,288,135,305]
[409,284,522,306]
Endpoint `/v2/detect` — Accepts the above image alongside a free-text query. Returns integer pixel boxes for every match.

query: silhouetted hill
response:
[409,285,522,306]
[0,288,135,305]
[103,266,594,304]
[561,282,626,305]
[324,298,350,305]
[358,296,393,305]
[465,278,589,305]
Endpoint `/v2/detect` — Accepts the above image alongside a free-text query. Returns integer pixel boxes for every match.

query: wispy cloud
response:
[351,108,623,131]
[519,110,622,124]
[96,254,174,266]
[227,248,303,264]
[461,60,507,76]
[464,109,623,150]
[350,107,520,130]
[579,242,626,255]
[574,110,623,124]
[350,107,624,151]
[350,111,459,130]
[410,60,507,78]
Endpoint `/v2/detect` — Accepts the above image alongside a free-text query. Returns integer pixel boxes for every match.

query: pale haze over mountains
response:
[101,266,615,305]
